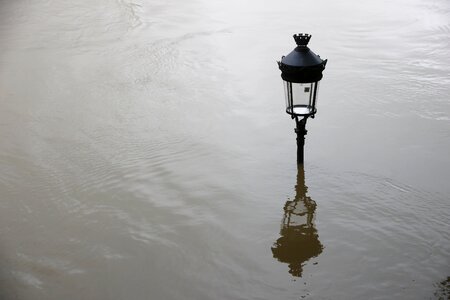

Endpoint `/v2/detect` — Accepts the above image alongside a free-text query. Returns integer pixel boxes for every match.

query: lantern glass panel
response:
[283,81,320,116]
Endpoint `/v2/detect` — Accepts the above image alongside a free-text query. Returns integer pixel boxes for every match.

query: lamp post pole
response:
[295,117,307,164]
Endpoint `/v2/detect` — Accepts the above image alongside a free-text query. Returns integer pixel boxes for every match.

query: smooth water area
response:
[0,0,449,299]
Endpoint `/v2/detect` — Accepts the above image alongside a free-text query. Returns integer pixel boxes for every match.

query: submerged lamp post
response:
[278,33,327,164]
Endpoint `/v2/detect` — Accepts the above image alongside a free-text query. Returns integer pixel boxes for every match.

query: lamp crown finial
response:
[293,33,311,47]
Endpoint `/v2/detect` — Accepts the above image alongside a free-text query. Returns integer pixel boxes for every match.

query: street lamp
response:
[278,33,327,164]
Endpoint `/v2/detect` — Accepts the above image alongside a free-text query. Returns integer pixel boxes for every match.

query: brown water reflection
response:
[433,277,450,300]
[272,166,323,277]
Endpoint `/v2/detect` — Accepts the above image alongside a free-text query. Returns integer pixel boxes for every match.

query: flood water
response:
[0,0,449,299]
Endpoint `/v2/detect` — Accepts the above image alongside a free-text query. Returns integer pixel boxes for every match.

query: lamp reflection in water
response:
[272,166,323,277]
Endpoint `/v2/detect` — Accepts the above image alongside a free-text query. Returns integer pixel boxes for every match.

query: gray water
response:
[0,0,449,299]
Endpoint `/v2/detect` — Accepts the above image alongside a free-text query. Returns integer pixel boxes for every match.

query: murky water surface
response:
[1,0,449,299]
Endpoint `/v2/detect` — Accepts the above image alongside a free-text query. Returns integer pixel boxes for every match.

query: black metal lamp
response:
[278,33,327,164]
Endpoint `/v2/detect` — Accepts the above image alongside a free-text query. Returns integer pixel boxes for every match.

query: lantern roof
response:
[278,34,327,83]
